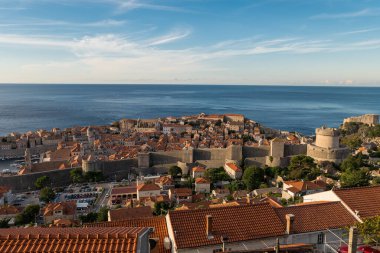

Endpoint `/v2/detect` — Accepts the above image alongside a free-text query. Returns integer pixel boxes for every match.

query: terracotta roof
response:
[333,185,380,218]
[109,206,153,221]
[0,227,148,253]
[225,163,241,172]
[284,181,324,193]
[168,203,285,249]
[111,186,137,195]
[195,178,210,184]
[52,219,75,227]
[43,201,76,216]
[87,216,169,253]
[274,202,357,234]
[0,206,20,215]
[137,183,161,192]
[19,161,70,174]
[192,166,205,172]
[170,188,192,197]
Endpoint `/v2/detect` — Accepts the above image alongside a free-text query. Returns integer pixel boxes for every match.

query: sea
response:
[0,84,379,136]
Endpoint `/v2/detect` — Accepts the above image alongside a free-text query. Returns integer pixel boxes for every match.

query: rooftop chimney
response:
[285,214,295,234]
[206,215,213,238]
[246,193,250,204]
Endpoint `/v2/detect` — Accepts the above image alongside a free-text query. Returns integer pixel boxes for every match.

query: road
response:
[93,183,113,212]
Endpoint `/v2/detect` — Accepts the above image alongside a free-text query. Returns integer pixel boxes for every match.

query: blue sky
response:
[0,0,380,85]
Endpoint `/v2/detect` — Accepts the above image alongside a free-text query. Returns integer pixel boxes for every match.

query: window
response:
[317,233,324,244]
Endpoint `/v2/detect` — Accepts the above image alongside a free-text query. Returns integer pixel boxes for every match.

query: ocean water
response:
[0,84,379,136]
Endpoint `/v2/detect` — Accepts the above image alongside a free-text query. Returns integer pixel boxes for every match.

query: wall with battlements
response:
[0,145,57,159]
[343,114,379,126]
[0,159,138,192]
[307,144,350,164]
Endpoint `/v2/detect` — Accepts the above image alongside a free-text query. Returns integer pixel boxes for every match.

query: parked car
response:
[339,245,380,253]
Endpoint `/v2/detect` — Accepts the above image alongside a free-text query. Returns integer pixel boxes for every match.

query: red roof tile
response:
[274,202,357,233]
[333,185,380,218]
[87,216,169,253]
[0,227,148,253]
[168,203,285,249]
[137,183,161,192]
[225,163,241,172]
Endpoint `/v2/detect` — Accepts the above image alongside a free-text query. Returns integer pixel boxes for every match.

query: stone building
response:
[307,126,350,164]
[343,114,379,126]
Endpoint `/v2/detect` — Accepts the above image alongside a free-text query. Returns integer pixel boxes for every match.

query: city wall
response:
[0,145,57,158]
[0,159,138,192]
[306,144,350,164]
[284,144,307,157]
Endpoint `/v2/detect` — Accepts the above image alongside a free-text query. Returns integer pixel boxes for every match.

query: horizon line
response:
[0,83,380,88]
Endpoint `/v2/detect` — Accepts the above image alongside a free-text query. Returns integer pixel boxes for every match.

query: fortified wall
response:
[343,114,379,126]
[0,145,57,158]
[0,159,137,192]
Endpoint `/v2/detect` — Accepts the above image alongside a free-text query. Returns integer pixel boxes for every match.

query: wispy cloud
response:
[311,8,380,19]
[111,0,188,13]
[147,29,191,46]
[337,28,379,36]
[1,31,380,61]
[0,18,127,27]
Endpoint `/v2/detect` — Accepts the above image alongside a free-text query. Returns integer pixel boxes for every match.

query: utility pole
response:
[275,238,280,253]
[348,226,358,253]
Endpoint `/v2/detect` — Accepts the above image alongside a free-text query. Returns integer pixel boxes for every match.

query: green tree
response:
[341,134,363,150]
[70,168,84,183]
[288,155,319,180]
[85,171,104,182]
[356,215,380,244]
[0,218,10,228]
[340,168,371,188]
[169,166,182,178]
[40,187,56,203]
[367,125,380,138]
[35,176,49,189]
[204,167,231,183]
[153,202,172,215]
[340,154,367,172]
[97,207,109,222]
[372,177,380,186]
[15,205,40,225]
[242,166,265,191]
[228,180,245,192]
[79,212,98,223]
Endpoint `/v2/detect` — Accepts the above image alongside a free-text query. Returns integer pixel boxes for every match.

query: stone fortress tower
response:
[307,126,349,164]
[315,127,340,149]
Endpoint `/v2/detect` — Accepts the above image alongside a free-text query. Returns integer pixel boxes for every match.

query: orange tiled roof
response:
[195,178,210,184]
[0,205,20,215]
[87,216,169,253]
[333,185,380,218]
[192,166,205,172]
[170,188,192,197]
[225,163,241,172]
[43,201,76,217]
[274,202,357,233]
[284,180,324,192]
[137,183,161,192]
[0,227,148,253]
[111,186,137,195]
[168,203,285,249]
[109,206,153,221]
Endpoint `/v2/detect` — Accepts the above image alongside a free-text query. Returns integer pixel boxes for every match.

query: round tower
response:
[315,126,340,149]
